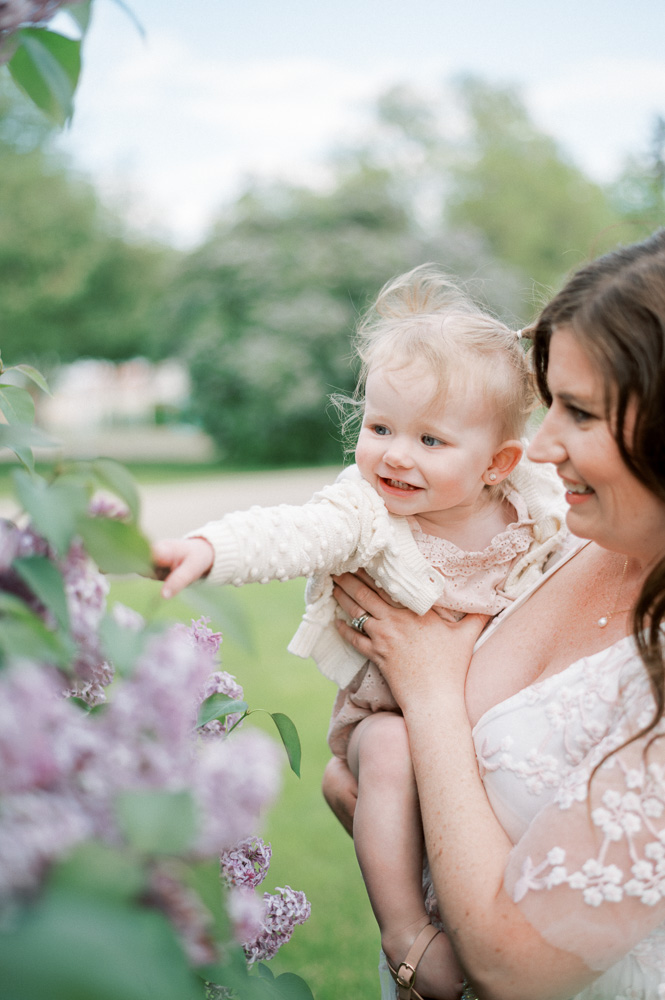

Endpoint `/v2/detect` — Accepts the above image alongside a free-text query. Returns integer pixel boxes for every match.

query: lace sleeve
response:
[504,688,665,973]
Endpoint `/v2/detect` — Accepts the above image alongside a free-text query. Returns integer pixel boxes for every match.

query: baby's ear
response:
[482,440,523,486]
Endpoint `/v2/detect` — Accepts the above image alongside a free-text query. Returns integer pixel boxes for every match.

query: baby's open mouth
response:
[383,478,419,491]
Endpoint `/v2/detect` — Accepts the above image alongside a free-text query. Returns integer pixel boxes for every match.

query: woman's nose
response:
[527,409,567,465]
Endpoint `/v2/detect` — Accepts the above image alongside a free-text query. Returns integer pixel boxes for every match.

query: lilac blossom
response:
[221,837,272,889]
[242,886,312,964]
[111,601,145,631]
[148,864,217,966]
[227,886,264,948]
[92,627,214,791]
[0,551,306,972]
[0,664,99,901]
[199,669,246,738]
[0,1,86,54]
[192,732,281,855]
[61,540,112,705]
[0,788,92,902]
[187,616,223,656]
[88,494,130,520]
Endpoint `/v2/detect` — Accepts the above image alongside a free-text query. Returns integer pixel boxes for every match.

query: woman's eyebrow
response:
[553,388,598,408]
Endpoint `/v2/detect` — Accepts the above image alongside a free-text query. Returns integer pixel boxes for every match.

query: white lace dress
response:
[380,545,665,1000]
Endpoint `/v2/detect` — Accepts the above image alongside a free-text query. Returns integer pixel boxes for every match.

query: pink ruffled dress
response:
[328,490,535,756]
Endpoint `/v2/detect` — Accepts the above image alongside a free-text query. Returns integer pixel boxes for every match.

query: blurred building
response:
[32,358,216,463]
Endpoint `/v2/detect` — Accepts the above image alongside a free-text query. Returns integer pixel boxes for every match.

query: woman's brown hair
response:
[532,228,665,743]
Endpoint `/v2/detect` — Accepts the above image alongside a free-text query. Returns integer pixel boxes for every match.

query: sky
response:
[52,0,665,248]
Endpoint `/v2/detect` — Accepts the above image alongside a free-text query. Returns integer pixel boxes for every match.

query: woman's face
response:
[527,325,665,563]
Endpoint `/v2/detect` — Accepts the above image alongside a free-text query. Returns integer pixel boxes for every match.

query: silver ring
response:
[350,612,371,634]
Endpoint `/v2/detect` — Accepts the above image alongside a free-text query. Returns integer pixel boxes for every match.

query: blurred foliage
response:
[171,76,656,467]
[0,84,179,367]
[1,52,663,468]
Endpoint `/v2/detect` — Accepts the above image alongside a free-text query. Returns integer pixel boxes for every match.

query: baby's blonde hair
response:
[340,264,535,449]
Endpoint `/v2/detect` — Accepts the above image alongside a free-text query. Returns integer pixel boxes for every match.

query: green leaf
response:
[91,457,141,522]
[11,363,51,395]
[13,556,70,631]
[180,858,230,948]
[0,385,35,424]
[0,423,54,450]
[181,583,255,651]
[64,0,93,34]
[0,603,74,668]
[8,29,81,125]
[270,712,302,778]
[12,470,89,556]
[76,516,153,575]
[272,973,316,1000]
[257,963,275,981]
[49,840,147,902]
[8,441,35,473]
[114,789,198,855]
[0,885,204,1000]
[109,0,147,38]
[197,694,248,728]
[98,613,154,676]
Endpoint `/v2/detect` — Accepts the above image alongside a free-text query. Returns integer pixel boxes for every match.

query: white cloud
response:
[56,11,665,247]
[527,56,665,178]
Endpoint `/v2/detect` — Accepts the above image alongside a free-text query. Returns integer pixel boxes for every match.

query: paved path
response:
[137,466,342,539]
[0,467,342,540]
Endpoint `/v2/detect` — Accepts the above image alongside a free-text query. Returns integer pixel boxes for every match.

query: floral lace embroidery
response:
[513,757,665,908]
[478,653,638,792]
[410,490,534,576]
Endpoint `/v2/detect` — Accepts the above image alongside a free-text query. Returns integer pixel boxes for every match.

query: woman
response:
[327,229,665,1000]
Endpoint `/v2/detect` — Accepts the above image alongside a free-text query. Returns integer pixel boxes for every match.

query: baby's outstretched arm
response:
[152,537,215,598]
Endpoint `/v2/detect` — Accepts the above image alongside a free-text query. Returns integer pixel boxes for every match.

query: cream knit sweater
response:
[190,459,567,688]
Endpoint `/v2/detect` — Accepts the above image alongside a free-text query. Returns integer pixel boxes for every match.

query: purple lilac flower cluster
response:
[0,519,111,706]
[243,887,312,965]
[0,1,88,64]
[0,515,311,969]
[220,837,312,963]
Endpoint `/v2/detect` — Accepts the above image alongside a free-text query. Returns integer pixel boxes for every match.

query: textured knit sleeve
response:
[187,475,391,588]
[503,652,665,973]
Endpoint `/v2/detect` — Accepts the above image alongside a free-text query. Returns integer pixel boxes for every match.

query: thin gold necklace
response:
[597,557,631,628]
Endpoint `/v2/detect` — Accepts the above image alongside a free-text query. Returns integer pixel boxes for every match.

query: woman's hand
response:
[332,569,488,709]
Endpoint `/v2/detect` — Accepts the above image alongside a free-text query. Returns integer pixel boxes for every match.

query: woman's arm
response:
[332,572,598,1000]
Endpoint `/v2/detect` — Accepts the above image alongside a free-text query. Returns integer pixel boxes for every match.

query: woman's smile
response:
[528,326,665,560]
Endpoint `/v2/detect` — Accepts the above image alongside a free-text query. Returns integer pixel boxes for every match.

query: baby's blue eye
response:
[421,434,442,447]
[373,425,390,436]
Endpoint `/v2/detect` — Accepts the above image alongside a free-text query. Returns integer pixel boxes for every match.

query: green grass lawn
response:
[109,575,381,1000]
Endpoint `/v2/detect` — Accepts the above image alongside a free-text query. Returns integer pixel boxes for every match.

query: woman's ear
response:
[483,440,523,485]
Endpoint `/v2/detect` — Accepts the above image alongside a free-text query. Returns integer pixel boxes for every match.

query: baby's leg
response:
[347,712,464,1000]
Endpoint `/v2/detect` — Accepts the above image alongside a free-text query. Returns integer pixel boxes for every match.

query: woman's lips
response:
[562,478,594,505]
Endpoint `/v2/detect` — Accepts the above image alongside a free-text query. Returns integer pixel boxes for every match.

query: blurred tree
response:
[434,77,620,296]
[0,86,178,366]
[174,76,626,468]
[173,159,524,467]
[608,114,665,244]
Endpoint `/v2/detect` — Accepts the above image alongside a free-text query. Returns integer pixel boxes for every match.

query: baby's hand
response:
[151,537,215,598]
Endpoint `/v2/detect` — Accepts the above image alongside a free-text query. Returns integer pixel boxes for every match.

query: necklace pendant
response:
[597,616,609,627]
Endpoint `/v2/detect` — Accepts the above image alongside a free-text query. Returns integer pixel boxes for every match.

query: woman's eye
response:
[421,434,443,447]
[567,405,593,424]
